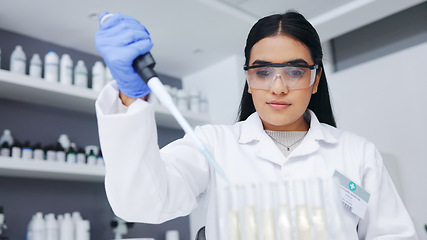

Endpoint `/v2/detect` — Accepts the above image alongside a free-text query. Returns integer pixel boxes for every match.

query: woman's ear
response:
[312,68,322,94]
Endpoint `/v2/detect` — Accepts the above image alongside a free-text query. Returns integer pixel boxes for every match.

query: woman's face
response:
[248,35,321,131]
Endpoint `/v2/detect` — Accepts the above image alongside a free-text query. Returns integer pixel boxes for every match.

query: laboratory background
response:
[0,0,426,239]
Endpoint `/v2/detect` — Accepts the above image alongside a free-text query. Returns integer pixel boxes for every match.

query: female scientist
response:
[94,11,417,239]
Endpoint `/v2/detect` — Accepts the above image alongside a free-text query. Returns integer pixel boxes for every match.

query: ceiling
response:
[0,0,424,78]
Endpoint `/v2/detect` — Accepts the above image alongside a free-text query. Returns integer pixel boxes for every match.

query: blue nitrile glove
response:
[95,12,152,98]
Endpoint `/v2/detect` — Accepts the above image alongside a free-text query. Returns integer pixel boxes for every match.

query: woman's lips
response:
[267,100,291,110]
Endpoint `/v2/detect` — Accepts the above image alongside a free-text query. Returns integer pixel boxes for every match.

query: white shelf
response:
[0,69,210,129]
[0,156,105,182]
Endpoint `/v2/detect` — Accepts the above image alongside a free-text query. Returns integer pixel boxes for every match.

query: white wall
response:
[182,55,246,125]
[328,41,427,239]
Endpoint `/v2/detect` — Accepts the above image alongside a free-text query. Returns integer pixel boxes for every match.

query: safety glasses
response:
[244,63,318,90]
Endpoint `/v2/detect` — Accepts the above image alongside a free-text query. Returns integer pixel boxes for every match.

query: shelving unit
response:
[0,69,211,129]
[0,156,105,182]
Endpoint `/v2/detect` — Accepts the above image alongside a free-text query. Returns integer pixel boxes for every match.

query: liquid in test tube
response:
[293,180,312,240]
[278,181,293,240]
[228,185,241,240]
[243,184,258,240]
[309,178,329,240]
[260,183,276,240]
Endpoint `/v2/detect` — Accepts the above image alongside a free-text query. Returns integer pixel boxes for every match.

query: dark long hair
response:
[238,11,336,127]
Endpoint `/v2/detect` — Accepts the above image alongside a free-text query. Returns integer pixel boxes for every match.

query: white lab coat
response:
[96,81,417,239]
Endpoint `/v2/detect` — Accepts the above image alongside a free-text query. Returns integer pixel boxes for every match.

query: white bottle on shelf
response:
[76,220,90,240]
[91,61,105,91]
[176,89,188,111]
[44,50,59,82]
[166,230,180,240]
[32,212,47,240]
[60,213,74,240]
[0,129,14,146]
[45,213,59,240]
[29,54,42,78]
[74,60,88,88]
[60,54,73,85]
[10,45,27,74]
[189,89,200,113]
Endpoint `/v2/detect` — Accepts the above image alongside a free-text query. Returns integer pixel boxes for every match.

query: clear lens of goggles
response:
[245,65,318,90]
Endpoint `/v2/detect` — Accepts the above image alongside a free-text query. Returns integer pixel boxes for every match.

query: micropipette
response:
[100,14,229,182]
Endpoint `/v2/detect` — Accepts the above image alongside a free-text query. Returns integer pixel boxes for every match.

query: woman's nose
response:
[269,74,289,95]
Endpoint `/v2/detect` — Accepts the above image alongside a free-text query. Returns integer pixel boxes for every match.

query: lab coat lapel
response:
[239,112,286,166]
[290,110,338,158]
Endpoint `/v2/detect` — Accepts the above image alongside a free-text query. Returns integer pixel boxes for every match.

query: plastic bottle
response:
[58,134,70,151]
[96,150,104,166]
[86,150,96,166]
[32,212,46,240]
[22,141,33,160]
[0,130,12,156]
[0,129,14,147]
[189,89,200,113]
[66,143,77,164]
[10,45,26,74]
[76,148,86,164]
[74,60,88,88]
[45,213,59,240]
[55,143,66,163]
[59,54,73,85]
[44,50,59,82]
[45,145,56,162]
[166,230,179,240]
[60,213,74,240]
[72,212,82,239]
[11,140,22,158]
[75,220,90,240]
[91,61,105,91]
[176,89,188,111]
[29,54,42,78]
[33,143,44,160]
[0,142,11,157]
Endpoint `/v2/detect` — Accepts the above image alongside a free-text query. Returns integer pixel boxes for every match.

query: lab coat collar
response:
[238,110,338,160]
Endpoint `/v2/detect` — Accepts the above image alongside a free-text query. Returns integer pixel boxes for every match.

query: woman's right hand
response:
[95,12,153,99]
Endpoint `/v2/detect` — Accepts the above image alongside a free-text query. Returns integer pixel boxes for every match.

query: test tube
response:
[277,181,294,240]
[292,180,312,240]
[307,178,329,240]
[243,184,258,240]
[228,184,242,240]
[260,183,276,240]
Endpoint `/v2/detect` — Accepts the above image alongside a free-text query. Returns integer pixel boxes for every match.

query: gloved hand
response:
[95,12,152,98]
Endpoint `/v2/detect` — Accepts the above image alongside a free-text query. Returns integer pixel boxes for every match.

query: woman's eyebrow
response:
[286,59,309,65]
[252,60,271,65]
[251,58,309,65]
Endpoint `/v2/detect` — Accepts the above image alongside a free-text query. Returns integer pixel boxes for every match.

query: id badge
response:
[333,170,370,219]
